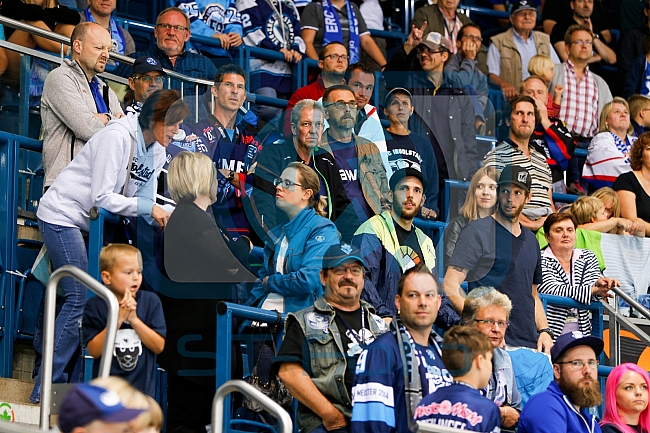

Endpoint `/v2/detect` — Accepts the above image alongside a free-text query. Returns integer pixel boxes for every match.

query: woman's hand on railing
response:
[280,48,302,63]
[213,32,231,49]
[228,32,243,48]
[592,278,618,298]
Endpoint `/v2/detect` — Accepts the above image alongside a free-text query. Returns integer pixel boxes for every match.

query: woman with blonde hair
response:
[249,162,339,313]
[584,97,637,189]
[443,166,499,268]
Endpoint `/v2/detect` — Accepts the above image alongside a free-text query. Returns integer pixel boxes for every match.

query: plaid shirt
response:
[559,61,599,138]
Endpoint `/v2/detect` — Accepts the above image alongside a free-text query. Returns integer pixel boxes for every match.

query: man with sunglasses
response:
[319,84,390,241]
[519,331,604,433]
[384,30,479,196]
[352,167,459,325]
[125,56,167,115]
[277,243,388,433]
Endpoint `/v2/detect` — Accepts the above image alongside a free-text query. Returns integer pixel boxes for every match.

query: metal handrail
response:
[40,266,119,430]
[603,285,650,366]
[212,380,292,433]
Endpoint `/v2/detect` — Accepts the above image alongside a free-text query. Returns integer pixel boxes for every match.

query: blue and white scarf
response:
[611,132,632,164]
[321,0,360,63]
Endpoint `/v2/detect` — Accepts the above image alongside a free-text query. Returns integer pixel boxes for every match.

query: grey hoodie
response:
[41,58,123,187]
[37,114,165,232]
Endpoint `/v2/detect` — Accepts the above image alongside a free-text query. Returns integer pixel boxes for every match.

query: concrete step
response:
[0,378,39,426]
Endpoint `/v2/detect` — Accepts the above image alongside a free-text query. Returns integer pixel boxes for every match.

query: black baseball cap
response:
[551,331,604,363]
[384,87,413,106]
[511,0,537,15]
[322,243,367,269]
[131,56,165,76]
[497,165,532,192]
[389,167,428,191]
[58,384,145,433]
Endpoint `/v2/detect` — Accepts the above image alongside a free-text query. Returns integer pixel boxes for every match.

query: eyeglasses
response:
[556,360,599,370]
[134,76,165,84]
[324,101,358,110]
[570,40,593,47]
[156,23,189,32]
[416,47,442,56]
[463,34,483,42]
[331,265,364,276]
[474,319,510,328]
[297,121,324,129]
[273,177,306,189]
[322,54,350,62]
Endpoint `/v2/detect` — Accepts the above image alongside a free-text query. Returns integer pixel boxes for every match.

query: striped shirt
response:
[482,139,552,210]
[559,61,599,138]
[538,247,602,338]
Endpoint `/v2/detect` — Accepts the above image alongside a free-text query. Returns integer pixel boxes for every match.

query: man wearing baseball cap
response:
[125,56,167,115]
[58,383,145,433]
[277,243,387,433]
[443,165,554,353]
[352,167,459,328]
[519,331,604,433]
[384,29,480,194]
[487,0,560,100]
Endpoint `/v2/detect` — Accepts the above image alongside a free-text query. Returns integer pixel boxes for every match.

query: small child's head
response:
[142,396,164,433]
[592,187,621,219]
[570,196,605,224]
[91,377,151,433]
[100,244,143,297]
[442,326,493,389]
[528,54,555,83]
[58,382,146,433]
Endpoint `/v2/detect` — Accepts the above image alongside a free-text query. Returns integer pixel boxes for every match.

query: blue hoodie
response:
[518,381,602,433]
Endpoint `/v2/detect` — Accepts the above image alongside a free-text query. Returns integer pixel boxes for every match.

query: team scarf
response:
[610,132,632,164]
[321,0,360,63]
[84,8,126,55]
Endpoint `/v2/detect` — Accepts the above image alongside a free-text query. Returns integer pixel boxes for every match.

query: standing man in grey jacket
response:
[41,21,123,188]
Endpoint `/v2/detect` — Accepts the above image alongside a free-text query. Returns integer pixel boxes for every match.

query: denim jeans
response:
[566,139,591,185]
[30,219,87,403]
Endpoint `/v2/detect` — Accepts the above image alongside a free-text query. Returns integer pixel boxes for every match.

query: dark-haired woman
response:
[31,90,188,403]
[614,131,650,236]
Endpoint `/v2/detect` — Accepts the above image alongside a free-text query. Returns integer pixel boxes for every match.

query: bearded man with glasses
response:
[519,331,604,433]
[277,243,388,433]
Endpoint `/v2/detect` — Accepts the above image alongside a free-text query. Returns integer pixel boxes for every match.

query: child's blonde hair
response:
[527,54,555,80]
[570,196,604,224]
[592,187,621,218]
[90,377,150,431]
[100,244,143,273]
[145,395,164,431]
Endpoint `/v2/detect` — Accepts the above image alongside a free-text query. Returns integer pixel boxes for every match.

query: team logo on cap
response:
[146,57,157,65]
[518,171,528,183]
[341,243,353,254]
[571,331,585,339]
[99,390,121,407]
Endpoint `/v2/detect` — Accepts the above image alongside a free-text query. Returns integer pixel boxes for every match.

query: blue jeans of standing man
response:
[30,219,87,403]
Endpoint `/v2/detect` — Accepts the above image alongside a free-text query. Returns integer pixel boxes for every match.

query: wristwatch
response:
[538,327,555,339]
[228,170,235,180]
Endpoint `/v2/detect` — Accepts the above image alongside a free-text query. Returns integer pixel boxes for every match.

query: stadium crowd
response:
[3,0,650,432]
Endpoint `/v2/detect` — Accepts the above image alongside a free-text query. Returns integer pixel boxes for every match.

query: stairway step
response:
[0,378,34,405]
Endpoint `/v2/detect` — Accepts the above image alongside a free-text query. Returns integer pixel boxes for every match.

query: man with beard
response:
[277,243,388,433]
[350,265,454,433]
[483,95,554,232]
[442,165,554,353]
[518,331,604,433]
[320,84,390,241]
[352,168,459,325]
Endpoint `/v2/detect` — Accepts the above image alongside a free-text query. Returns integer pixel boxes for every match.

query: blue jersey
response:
[414,383,501,433]
[351,331,453,433]
[173,0,242,57]
[237,0,305,92]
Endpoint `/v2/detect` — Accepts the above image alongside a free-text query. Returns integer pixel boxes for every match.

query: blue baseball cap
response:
[551,331,604,363]
[58,384,146,433]
[322,243,367,269]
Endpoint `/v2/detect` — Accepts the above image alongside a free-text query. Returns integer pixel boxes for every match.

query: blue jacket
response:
[249,206,339,313]
[518,381,602,433]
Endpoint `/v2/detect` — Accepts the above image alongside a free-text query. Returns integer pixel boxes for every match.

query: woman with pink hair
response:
[601,363,650,433]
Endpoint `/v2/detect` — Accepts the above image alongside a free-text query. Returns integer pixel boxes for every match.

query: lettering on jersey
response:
[219,159,245,173]
[350,382,394,406]
[131,157,155,183]
[265,13,295,48]
[203,127,215,142]
[177,2,200,19]
[204,4,227,32]
[413,401,483,426]
[340,169,358,181]
[323,8,337,33]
